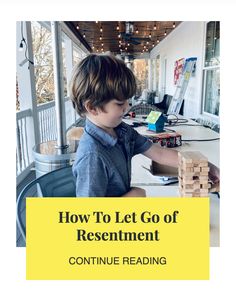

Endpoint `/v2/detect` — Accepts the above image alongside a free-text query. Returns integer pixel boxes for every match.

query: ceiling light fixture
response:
[18,22,34,66]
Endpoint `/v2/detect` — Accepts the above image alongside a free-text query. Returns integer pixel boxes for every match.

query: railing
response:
[16,108,32,176]
[37,101,57,142]
[16,98,76,180]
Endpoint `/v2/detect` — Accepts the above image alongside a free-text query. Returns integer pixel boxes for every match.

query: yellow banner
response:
[26,197,209,280]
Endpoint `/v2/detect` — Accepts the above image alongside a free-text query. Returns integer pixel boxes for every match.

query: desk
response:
[131,118,219,166]
[124,117,220,247]
[127,117,219,184]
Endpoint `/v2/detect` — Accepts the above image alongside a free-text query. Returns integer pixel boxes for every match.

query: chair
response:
[155,94,184,115]
[16,166,76,245]
[154,94,173,114]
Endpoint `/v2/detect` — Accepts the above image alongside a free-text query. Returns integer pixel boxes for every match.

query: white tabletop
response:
[128,117,219,166]
[124,116,220,247]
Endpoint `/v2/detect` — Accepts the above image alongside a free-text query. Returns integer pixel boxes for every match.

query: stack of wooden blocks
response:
[178,151,210,197]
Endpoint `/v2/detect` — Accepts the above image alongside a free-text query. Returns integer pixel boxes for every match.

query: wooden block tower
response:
[178,151,210,197]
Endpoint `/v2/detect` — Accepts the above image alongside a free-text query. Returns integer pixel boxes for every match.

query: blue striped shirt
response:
[72,119,152,197]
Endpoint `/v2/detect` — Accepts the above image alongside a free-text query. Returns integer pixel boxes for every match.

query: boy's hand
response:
[122,187,146,197]
[209,162,220,184]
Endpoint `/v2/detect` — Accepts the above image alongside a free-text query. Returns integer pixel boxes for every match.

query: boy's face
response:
[95,99,129,129]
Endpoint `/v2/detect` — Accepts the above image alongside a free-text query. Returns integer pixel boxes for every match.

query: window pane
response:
[16,75,20,111]
[31,22,55,104]
[133,59,148,96]
[203,68,220,116]
[73,46,85,66]
[205,21,220,67]
[61,32,68,98]
[156,55,160,94]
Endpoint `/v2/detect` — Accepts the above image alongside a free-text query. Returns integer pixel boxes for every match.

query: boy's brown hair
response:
[69,54,136,116]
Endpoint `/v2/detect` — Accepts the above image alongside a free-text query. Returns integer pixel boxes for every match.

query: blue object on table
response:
[146,111,168,132]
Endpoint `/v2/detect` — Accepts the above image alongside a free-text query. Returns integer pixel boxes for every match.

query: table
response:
[124,116,220,247]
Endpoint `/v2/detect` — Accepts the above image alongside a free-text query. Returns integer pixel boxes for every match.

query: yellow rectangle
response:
[26,198,209,280]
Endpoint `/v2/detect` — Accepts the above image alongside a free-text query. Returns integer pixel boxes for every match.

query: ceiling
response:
[65,21,181,57]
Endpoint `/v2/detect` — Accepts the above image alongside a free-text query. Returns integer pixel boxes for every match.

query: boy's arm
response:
[122,187,146,197]
[143,143,179,168]
[142,143,220,184]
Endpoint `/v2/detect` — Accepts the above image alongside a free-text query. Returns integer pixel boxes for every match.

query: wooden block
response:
[185,183,196,189]
[181,178,195,184]
[178,151,211,198]
[200,167,210,172]
[194,194,207,197]
[180,173,198,179]
[201,183,211,189]
[179,151,208,163]
[179,191,193,198]
[180,187,195,193]
[180,164,194,171]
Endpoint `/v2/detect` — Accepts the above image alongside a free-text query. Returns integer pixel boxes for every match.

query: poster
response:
[174,57,185,85]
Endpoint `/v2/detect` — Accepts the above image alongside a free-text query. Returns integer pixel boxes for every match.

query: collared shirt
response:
[72,118,152,197]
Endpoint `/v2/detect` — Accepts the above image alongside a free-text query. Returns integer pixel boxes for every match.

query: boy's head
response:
[69,54,136,116]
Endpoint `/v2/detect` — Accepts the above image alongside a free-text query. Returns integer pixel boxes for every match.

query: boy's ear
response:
[84,101,98,115]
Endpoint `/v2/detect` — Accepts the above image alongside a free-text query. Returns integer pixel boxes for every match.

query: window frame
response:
[201,21,220,120]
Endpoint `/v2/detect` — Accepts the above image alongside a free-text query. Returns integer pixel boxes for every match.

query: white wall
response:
[150,21,206,118]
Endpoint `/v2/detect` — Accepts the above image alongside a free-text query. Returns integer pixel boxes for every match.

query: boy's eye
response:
[116,102,125,106]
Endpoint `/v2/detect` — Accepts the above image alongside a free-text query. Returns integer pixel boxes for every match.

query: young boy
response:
[69,54,219,197]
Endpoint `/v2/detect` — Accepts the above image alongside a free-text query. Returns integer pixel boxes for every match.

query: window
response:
[202,21,220,117]
[31,22,55,104]
[133,59,148,97]
[151,55,160,95]
[61,32,69,98]
[73,45,85,66]
[16,75,20,111]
